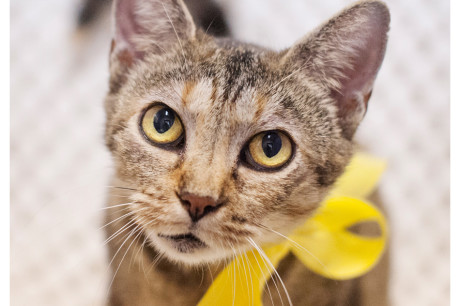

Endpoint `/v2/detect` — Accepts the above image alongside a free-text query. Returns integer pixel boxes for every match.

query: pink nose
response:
[179,193,222,222]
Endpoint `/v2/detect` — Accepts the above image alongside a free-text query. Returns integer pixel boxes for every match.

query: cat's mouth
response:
[158,232,207,253]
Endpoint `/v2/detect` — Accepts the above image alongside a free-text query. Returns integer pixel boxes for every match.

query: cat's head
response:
[104,0,389,265]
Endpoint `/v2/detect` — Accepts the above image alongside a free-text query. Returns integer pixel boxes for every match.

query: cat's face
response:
[105,0,389,265]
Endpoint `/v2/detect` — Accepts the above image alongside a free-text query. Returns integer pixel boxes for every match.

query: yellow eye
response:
[141,104,184,145]
[247,131,293,169]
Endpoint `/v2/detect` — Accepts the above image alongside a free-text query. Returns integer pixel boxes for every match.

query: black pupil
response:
[153,108,175,133]
[262,132,282,158]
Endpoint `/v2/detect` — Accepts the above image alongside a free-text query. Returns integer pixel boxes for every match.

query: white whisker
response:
[98,211,135,230]
[271,57,312,90]
[247,246,275,306]
[161,1,187,66]
[248,237,293,306]
[99,202,134,211]
[237,248,251,302]
[106,225,144,297]
[104,222,141,301]
[256,223,329,275]
[242,251,255,306]
[104,218,139,245]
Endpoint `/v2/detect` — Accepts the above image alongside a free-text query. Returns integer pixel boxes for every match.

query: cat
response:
[103,0,391,305]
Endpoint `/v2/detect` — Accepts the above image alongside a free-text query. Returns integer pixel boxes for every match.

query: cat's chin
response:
[146,231,235,265]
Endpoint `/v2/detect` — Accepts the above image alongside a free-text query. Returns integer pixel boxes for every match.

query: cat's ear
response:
[282,1,390,139]
[110,0,196,69]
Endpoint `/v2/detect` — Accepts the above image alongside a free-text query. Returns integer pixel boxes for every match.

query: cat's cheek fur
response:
[232,159,321,228]
[111,118,183,183]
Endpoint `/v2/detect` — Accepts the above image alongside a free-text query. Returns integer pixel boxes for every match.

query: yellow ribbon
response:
[199,153,387,306]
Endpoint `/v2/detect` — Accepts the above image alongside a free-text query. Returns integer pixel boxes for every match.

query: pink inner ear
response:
[111,0,196,67]
[113,0,145,63]
[338,18,388,105]
[330,7,389,139]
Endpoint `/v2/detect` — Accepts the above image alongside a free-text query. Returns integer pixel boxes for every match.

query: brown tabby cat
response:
[103,0,391,305]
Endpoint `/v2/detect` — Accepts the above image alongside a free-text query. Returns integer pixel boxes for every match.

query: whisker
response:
[106,205,132,217]
[242,251,255,306]
[198,265,205,287]
[204,16,217,36]
[248,237,293,306]
[247,246,275,306]
[99,202,134,211]
[271,58,312,90]
[98,211,135,231]
[150,41,168,55]
[104,218,138,245]
[107,225,144,293]
[255,223,329,275]
[230,242,246,302]
[105,185,137,192]
[104,223,142,301]
[139,235,150,281]
[160,1,187,66]
[237,247,251,304]
[106,194,134,199]
[130,233,147,271]
[250,240,282,306]
[146,251,164,275]
[100,206,150,233]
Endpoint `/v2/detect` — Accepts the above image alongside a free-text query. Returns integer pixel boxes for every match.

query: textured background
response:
[11,0,450,305]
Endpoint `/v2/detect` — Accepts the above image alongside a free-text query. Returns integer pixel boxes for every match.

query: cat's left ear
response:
[282,0,390,139]
[110,0,196,69]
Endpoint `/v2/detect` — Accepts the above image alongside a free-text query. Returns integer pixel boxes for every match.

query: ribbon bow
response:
[199,152,387,306]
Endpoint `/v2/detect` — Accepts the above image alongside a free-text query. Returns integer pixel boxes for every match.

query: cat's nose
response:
[178,193,223,222]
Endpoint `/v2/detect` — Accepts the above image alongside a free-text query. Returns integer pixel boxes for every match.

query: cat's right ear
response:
[110,0,196,70]
[281,0,390,140]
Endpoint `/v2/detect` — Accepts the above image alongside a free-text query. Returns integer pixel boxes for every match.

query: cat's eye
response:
[244,130,293,170]
[141,104,184,146]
